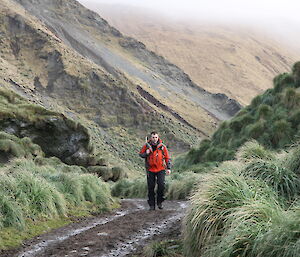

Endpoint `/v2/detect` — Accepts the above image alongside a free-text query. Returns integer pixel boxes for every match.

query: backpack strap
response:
[146,142,153,152]
[158,143,165,156]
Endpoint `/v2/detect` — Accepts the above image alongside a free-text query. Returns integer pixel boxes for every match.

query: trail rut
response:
[0,199,187,257]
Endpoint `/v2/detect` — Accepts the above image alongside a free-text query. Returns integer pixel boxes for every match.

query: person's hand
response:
[146,149,151,154]
[166,169,171,175]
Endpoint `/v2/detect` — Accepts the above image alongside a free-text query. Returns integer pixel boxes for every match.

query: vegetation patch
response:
[0,157,115,250]
[111,172,202,200]
[0,202,106,250]
[182,140,300,257]
[180,62,300,167]
[143,239,184,257]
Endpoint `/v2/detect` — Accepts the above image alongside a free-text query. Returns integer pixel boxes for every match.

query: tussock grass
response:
[236,140,275,162]
[183,141,300,257]
[183,169,283,257]
[180,62,300,167]
[111,179,138,198]
[0,132,44,161]
[15,172,67,218]
[0,139,25,157]
[34,156,63,167]
[127,177,148,198]
[0,158,114,230]
[111,172,202,200]
[243,159,300,201]
[285,143,300,175]
[183,172,256,257]
[206,197,284,257]
[44,173,84,206]
[0,191,25,229]
[87,166,113,181]
[80,174,112,208]
[111,166,127,182]
[143,240,183,257]
[166,172,202,200]
[251,207,300,257]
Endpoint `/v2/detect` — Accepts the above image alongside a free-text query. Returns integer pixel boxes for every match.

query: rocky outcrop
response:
[212,93,242,117]
[0,88,92,166]
[0,116,90,165]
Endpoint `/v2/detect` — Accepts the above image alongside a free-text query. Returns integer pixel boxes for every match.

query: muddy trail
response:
[0,200,187,257]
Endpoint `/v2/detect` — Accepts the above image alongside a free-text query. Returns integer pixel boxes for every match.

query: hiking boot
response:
[149,206,155,211]
[157,203,163,210]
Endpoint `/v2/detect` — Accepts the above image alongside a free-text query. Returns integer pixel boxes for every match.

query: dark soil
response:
[0,199,187,257]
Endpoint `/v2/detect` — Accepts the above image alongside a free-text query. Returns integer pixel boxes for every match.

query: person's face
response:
[150,134,159,144]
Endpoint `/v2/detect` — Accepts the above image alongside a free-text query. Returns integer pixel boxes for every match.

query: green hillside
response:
[181,62,300,167]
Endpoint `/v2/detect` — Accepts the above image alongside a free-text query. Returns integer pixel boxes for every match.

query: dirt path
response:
[0,199,187,257]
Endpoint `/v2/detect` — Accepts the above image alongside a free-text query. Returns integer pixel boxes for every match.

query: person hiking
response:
[139,131,171,211]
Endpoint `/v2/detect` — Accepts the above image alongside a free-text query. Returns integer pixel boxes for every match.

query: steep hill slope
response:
[12,0,240,123]
[0,0,241,171]
[0,0,189,171]
[84,3,300,106]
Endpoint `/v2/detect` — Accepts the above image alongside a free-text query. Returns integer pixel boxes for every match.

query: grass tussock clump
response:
[143,240,184,257]
[43,173,85,206]
[183,172,258,256]
[0,191,25,229]
[0,158,114,230]
[285,143,300,175]
[80,174,112,209]
[0,132,44,161]
[111,177,148,199]
[166,172,202,200]
[236,140,275,162]
[183,170,283,257]
[243,159,300,201]
[206,198,284,257]
[15,172,67,218]
[251,207,300,257]
[183,141,300,257]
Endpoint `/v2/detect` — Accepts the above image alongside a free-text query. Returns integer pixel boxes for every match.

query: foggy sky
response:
[78,0,300,51]
[79,0,300,23]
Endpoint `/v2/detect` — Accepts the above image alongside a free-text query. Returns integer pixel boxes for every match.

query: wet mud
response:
[0,199,187,257]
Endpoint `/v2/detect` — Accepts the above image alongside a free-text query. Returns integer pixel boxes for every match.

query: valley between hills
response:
[1,0,300,256]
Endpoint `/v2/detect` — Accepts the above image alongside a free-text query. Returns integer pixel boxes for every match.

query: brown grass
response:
[90,3,299,106]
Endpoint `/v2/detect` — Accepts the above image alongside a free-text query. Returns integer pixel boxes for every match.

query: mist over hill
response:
[80,2,300,105]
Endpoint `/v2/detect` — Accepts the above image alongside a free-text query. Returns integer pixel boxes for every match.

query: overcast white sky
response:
[79,0,300,23]
[78,0,300,50]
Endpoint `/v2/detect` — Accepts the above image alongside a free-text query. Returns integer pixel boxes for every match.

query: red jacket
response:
[139,139,171,172]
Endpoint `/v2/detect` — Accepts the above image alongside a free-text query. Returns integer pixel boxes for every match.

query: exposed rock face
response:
[212,93,242,117]
[0,88,92,166]
[0,152,10,164]
[0,116,90,165]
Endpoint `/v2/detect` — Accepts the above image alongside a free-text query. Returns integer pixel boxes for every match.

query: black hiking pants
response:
[147,170,165,207]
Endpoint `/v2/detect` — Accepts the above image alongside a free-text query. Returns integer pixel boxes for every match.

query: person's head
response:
[150,131,159,144]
